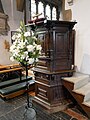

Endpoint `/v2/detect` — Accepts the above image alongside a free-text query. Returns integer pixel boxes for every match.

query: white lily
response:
[28,58,34,64]
[10,21,42,66]
[27,45,34,52]
[24,32,31,37]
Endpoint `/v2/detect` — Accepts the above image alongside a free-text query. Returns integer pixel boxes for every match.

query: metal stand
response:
[25,62,30,108]
[23,62,36,120]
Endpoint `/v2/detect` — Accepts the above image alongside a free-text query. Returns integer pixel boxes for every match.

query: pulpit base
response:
[33,96,68,114]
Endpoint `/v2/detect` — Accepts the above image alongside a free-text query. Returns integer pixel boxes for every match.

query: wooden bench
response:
[0,64,35,99]
[0,79,35,99]
[0,76,32,89]
[0,64,22,81]
[0,64,21,70]
[0,67,22,73]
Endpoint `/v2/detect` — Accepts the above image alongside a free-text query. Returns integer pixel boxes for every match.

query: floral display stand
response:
[10,21,42,120]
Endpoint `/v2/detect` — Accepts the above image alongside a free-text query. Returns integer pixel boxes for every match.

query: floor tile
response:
[0,94,89,120]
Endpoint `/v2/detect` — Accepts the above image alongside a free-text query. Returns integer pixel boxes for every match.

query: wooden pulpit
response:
[32,20,77,112]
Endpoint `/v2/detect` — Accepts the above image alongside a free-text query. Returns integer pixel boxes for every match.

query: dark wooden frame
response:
[11,31,17,43]
[28,0,61,20]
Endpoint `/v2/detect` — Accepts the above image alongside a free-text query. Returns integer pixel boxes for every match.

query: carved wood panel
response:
[38,32,49,56]
[33,20,77,110]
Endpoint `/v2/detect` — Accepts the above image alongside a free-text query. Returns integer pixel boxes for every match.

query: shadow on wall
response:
[80,54,90,75]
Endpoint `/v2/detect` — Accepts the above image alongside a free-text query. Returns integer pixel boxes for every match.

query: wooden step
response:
[63,74,89,90]
[62,72,90,118]
[73,83,90,102]
[83,100,90,107]
[82,100,90,118]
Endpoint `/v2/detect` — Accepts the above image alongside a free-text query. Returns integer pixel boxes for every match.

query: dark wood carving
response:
[32,20,77,111]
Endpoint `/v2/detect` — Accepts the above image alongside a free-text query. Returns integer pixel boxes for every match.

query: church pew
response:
[0,76,32,89]
[0,67,22,74]
[0,67,22,81]
[0,79,35,99]
[0,64,35,99]
[0,64,21,70]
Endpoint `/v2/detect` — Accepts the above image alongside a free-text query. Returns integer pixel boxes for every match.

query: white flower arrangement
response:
[10,21,42,66]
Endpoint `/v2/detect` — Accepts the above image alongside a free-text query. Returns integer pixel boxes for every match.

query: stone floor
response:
[0,94,89,120]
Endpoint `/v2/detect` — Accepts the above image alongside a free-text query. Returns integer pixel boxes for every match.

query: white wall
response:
[0,0,24,65]
[65,0,90,74]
